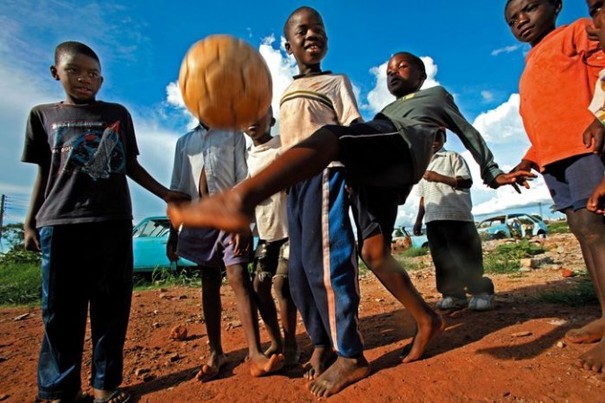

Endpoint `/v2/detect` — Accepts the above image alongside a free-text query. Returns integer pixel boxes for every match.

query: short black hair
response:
[283,6,323,39]
[504,0,562,14]
[392,52,427,79]
[54,41,100,65]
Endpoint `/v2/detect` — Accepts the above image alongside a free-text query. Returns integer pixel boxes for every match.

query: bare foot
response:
[577,338,605,373]
[308,355,370,397]
[302,346,336,380]
[400,312,446,363]
[167,189,252,233]
[565,318,605,344]
[249,353,285,377]
[284,345,301,367]
[196,352,228,382]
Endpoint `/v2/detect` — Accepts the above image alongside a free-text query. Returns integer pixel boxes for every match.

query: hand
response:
[232,230,251,257]
[23,226,40,252]
[422,170,442,183]
[582,118,605,155]
[164,191,191,205]
[494,170,536,193]
[413,222,422,236]
[587,179,605,215]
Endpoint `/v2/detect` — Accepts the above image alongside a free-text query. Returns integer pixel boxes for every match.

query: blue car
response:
[476,213,548,240]
[391,227,430,249]
[132,216,197,272]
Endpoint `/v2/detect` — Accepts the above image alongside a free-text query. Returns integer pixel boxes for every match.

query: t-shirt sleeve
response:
[234,131,248,184]
[441,90,504,186]
[21,107,51,166]
[417,179,426,198]
[170,137,184,191]
[452,153,472,180]
[333,76,362,126]
[121,108,140,158]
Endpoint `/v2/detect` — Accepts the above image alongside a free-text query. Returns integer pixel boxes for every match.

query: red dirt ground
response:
[0,233,603,402]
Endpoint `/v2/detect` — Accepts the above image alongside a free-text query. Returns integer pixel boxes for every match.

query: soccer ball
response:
[178,35,273,130]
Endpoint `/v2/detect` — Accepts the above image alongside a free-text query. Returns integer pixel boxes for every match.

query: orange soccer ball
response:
[178,35,273,130]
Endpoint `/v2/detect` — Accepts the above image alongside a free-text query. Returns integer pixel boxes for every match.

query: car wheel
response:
[494,232,506,240]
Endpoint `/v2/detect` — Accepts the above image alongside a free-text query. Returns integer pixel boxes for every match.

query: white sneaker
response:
[436,296,468,310]
[468,293,494,311]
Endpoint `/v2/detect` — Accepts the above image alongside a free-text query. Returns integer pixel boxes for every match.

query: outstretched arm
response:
[168,127,341,232]
[127,157,190,203]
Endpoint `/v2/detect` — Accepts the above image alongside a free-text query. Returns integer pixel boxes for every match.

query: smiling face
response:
[386,53,426,98]
[284,7,327,75]
[51,51,103,104]
[505,0,561,47]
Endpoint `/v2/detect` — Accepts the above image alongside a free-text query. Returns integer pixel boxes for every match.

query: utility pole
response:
[0,194,4,246]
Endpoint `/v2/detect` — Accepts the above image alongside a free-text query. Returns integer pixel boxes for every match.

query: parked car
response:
[391,227,429,249]
[476,213,548,240]
[132,216,197,272]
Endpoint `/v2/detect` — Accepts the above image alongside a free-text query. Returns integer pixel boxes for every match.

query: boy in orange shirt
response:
[506,0,605,373]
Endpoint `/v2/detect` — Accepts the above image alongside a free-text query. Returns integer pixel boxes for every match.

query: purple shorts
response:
[176,226,250,267]
[543,153,605,212]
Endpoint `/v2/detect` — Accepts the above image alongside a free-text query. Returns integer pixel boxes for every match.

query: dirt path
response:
[0,233,603,402]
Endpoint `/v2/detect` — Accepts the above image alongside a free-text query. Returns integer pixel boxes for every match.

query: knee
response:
[360,242,388,269]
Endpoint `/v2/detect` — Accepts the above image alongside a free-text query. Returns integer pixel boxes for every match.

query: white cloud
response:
[472,94,526,145]
[491,45,521,56]
[481,90,494,102]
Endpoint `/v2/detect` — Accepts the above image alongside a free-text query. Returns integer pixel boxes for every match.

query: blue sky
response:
[0,0,590,228]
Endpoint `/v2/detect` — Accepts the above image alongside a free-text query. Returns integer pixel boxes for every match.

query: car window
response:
[133,219,171,237]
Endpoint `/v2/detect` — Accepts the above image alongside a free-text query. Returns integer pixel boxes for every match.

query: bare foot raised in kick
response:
[308,355,370,398]
[167,189,253,233]
[196,351,228,382]
[577,337,605,373]
[400,312,446,363]
[565,318,605,344]
[249,353,285,377]
[302,346,337,380]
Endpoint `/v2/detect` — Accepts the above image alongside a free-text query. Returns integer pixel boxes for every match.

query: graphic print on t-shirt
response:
[51,120,126,180]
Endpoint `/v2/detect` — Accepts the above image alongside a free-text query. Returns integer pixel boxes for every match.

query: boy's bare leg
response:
[303,346,336,380]
[308,354,370,398]
[252,273,283,356]
[565,209,605,345]
[225,264,284,377]
[168,129,341,233]
[361,234,445,363]
[565,209,605,370]
[197,266,228,381]
[274,275,300,366]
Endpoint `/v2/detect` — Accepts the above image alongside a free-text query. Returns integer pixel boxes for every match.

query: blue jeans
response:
[37,221,133,400]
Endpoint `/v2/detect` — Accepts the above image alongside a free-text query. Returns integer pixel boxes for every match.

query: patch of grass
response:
[401,247,429,258]
[547,220,570,234]
[538,277,597,306]
[484,240,545,274]
[134,268,204,290]
[0,262,42,305]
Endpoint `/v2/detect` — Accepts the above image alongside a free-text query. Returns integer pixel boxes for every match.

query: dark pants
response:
[426,220,494,298]
[287,168,363,358]
[37,221,133,400]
